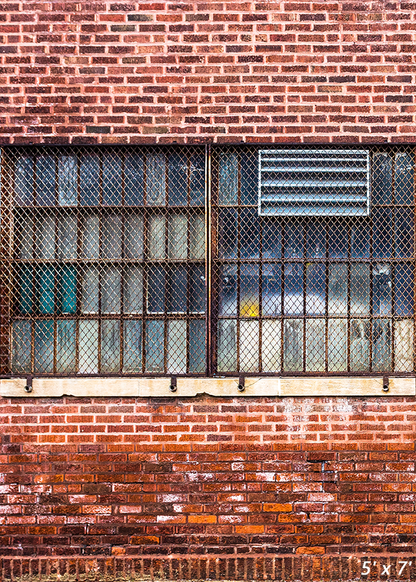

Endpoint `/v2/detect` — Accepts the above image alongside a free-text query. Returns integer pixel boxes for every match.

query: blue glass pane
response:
[328,222,348,259]
[124,152,144,206]
[80,152,100,206]
[262,263,281,316]
[372,152,392,204]
[284,223,304,259]
[189,264,205,313]
[34,320,54,373]
[395,208,414,259]
[218,208,237,259]
[262,221,281,259]
[395,263,413,316]
[168,152,187,206]
[57,265,77,314]
[241,150,257,205]
[395,152,414,205]
[102,151,122,205]
[37,266,55,314]
[189,320,205,373]
[241,208,260,259]
[145,320,164,372]
[306,221,326,259]
[190,152,205,206]
[351,223,370,259]
[18,265,33,314]
[36,155,56,206]
[15,156,34,205]
[167,266,187,313]
[148,267,166,313]
[306,263,326,316]
[373,208,393,259]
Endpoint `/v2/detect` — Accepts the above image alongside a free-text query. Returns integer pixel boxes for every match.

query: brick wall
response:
[0,1,416,144]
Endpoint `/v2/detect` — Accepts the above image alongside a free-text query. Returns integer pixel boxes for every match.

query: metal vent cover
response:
[258,149,370,217]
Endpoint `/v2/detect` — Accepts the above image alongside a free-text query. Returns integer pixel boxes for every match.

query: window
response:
[0,145,414,378]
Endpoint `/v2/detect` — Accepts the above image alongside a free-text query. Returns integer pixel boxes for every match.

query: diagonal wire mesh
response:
[0,146,207,376]
[212,145,415,375]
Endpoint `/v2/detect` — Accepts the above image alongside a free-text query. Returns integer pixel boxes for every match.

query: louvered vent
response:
[258,149,370,217]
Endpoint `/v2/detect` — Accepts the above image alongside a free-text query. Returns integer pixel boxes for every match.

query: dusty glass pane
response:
[306,263,326,316]
[190,152,205,206]
[146,151,166,206]
[219,151,238,205]
[189,264,205,314]
[189,319,205,373]
[373,319,391,372]
[328,319,347,372]
[350,263,370,315]
[283,319,303,372]
[328,222,348,259]
[168,214,187,259]
[80,152,100,206]
[217,319,237,372]
[124,266,143,314]
[306,221,326,259]
[284,263,303,316]
[241,150,257,205]
[81,266,99,314]
[15,156,34,206]
[219,264,237,316]
[58,155,77,206]
[373,208,393,259]
[37,266,55,314]
[149,215,166,259]
[262,320,281,372]
[102,151,122,206]
[395,208,414,259]
[12,320,32,373]
[262,263,281,316]
[17,215,34,259]
[36,215,55,259]
[34,320,54,373]
[56,320,76,374]
[240,320,259,372]
[123,321,143,373]
[18,265,33,314]
[263,221,281,259]
[147,266,166,313]
[36,154,56,206]
[373,264,392,316]
[350,319,370,371]
[81,215,99,259]
[351,224,370,259]
[57,215,77,259]
[241,208,260,259]
[167,320,187,373]
[102,266,121,314]
[395,263,413,316]
[394,319,414,372]
[145,320,164,372]
[125,214,144,259]
[189,214,204,260]
[125,152,144,206]
[372,152,392,204]
[101,320,120,373]
[168,152,188,206]
[102,214,122,259]
[284,224,304,259]
[306,319,325,372]
[167,266,187,313]
[79,320,99,374]
[218,208,237,259]
[395,152,414,205]
[328,264,348,316]
[240,264,259,317]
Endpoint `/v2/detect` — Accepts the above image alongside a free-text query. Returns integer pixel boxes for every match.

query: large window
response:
[0,145,414,377]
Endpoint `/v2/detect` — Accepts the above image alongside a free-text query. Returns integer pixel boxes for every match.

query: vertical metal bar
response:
[206,144,212,376]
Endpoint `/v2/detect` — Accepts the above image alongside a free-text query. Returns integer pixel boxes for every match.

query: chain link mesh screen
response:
[0,146,207,376]
[212,146,415,375]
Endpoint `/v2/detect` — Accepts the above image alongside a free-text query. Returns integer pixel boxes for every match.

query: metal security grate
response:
[258,149,370,217]
[0,146,207,376]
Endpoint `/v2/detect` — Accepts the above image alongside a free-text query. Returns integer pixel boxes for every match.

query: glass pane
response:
[34,320,54,373]
[306,221,326,259]
[190,152,205,206]
[17,215,34,259]
[373,208,393,259]
[350,263,370,316]
[81,215,99,259]
[124,266,143,313]
[79,320,98,374]
[102,266,121,314]
[328,221,348,259]
[328,264,347,316]
[241,150,257,205]
[218,208,237,259]
[146,151,166,206]
[36,215,55,259]
[189,319,205,373]
[262,320,281,372]
[306,319,325,372]
[217,319,237,372]
[125,152,144,206]
[37,266,55,314]
[219,264,237,316]
[283,319,303,372]
[168,214,187,259]
[394,320,414,372]
[58,155,77,206]
[350,319,370,371]
[145,320,164,372]
[284,263,303,316]
[168,152,187,206]
[148,215,166,259]
[373,319,391,372]
[102,214,122,259]
[219,151,238,205]
[241,208,260,259]
[57,215,77,260]
[189,264,205,314]
[394,263,413,316]
[284,223,304,259]
[167,266,187,313]
[351,223,370,259]
[101,320,120,373]
[125,214,144,259]
[36,154,56,206]
[12,320,32,373]
[263,221,281,259]
[102,151,122,205]
[17,265,33,314]
[147,266,166,313]
[167,320,187,373]
[15,156,34,205]
[123,321,143,373]
[262,263,281,316]
[372,152,392,204]
[240,320,259,372]
[56,320,76,374]
[395,208,414,259]
[306,263,326,316]
[81,266,99,314]
[373,264,392,316]
[57,265,77,315]
[328,319,347,372]
[189,214,204,260]
[240,264,259,317]
[80,152,100,206]
[395,152,414,205]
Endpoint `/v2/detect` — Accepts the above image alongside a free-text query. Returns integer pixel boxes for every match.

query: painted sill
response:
[0,376,414,397]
